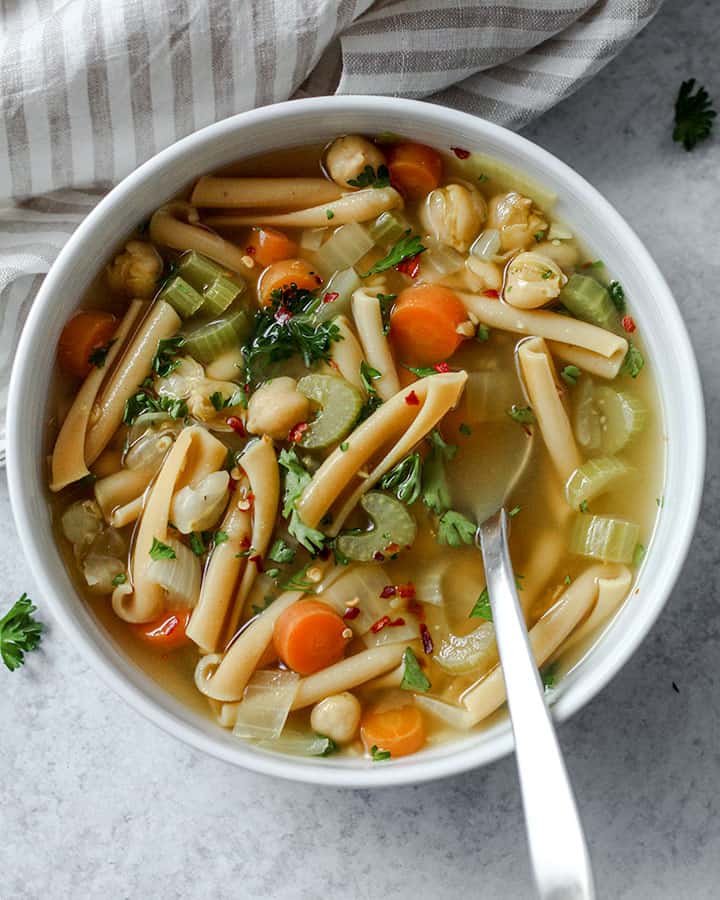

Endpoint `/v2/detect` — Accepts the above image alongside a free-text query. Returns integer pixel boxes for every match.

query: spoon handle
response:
[479,509,595,900]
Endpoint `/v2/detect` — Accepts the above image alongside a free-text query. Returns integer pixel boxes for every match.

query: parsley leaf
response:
[0,594,44,671]
[152,335,185,377]
[281,565,315,592]
[88,339,116,369]
[621,341,644,378]
[507,405,536,425]
[123,390,188,425]
[268,539,296,565]
[560,365,581,386]
[112,573,127,587]
[400,647,431,693]
[347,164,391,189]
[541,661,559,691]
[470,588,492,620]
[608,280,625,312]
[189,532,206,556]
[422,430,457,515]
[278,449,326,553]
[214,530,229,545]
[149,538,176,561]
[437,510,476,547]
[476,324,490,342]
[380,452,422,505]
[360,360,382,393]
[370,744,392,761]
[633,543,646,567]
[377,293,396,335]
[673,79,716,151]
[362,230,426,277]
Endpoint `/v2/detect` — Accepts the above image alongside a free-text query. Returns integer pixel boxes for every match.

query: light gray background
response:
[2,1,718,897]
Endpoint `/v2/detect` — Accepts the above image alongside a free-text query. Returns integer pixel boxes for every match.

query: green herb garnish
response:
[560,365,581,386]
[379,452,422,505]
[459,423,472,436]
[214,530,229,545]
[541,662,559,691]
[278,449,326,553]
[268,539,295,565]
[112,573,127,587]
[347,164,391,189]
[579,500,589,513]
[475,324,490,342]
[422,430,457,515]
[360,360,382,393]
[633,543,646,567]
[189,532,207,556]
[400,647,431,693]
[0,594,44,671]
[507,405,536,426]
[437,510,476,547]
[508,505,522,518]
[88,339,116,369]
[149,538,176,561]
[326,209,334,220]
[608,280,625,312]
[281,565,316,592]
[152,335,185,377]
[377,293,396,335]
[370,745,392,761]
[621,341,644,379]
[362,230,426,277]
[673,79,716,151]
[123,390,188,426]
[470,588,492,621]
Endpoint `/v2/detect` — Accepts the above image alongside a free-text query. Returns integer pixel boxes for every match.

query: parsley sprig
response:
[0,594,44,671]
[347,164,391,189]
[152,335,185,377]
[673,79,715,151]
[362,231,426,277]
[123,390,188,425]
[278,449,326,553]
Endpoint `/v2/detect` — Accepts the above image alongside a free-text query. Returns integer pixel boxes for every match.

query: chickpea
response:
[487,192,548,252]
[246,376,310,441]
[533,239,580,270]
[310,692,362,744]
[106,240,163,298]
[325,135,387,190]
[503,252,567,309]
[419,183,487,253]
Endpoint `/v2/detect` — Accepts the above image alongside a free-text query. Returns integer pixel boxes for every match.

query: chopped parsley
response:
[214,530,229,545]
[379,452,423,505]
[377,293,396,335]
[470,588,492,621]
[673,79,716,151]
[281,565,316,592]
[278,449,326,553]
[507,405,536,426]
[362,230,426,277]
[437,510,476,547]
[459,423,472,436]
[189,532,207,556]
[508,505,522,518]
[268,539,296,565]
[621,341,644,378]
[326,209,334,220]
[210,390,242,411]
[608,280,625,312]
[541,269,554,280]
[152,335,185,377]
[400,647,431,693]
[579,500,589,513]
[0,594,44,671]
[560,365,581,386]
[340,441,349,452]
[347,164,391,189]
[422,430,457,515]
[541,661,560,691]
[370,744,392,761]
[112,573,127,587]
[475,324,490,342]
[88,339,116,369]
[533,231,546,242]
[360,360,382,393]
[633,543,646,567]
[477,173,489,183]
[123,390,188,426]
[564,575,572,586]
[149,538,176,561]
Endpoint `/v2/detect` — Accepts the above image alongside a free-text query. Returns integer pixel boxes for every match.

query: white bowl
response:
[7,96,705,788]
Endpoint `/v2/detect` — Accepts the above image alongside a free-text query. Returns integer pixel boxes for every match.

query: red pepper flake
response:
[389,617,406,627]
[420,623,434,654]
[240,535,251,549]
[249,554,264,572]
[371,615,391,633]
[226,416,246,436]
[380,585,397,599]
[317,546,331,561]
[385,542,400,554]
[522,424,532,438]
[405,390,419,406]
[245,245,256,256]
[373,551,385,562]
[433,361,450,373]
[274,305,293,324]
[622,315,636,333]
[228,477,238,491]
[407,599,424,620]
[314,273,323,285]
[323,291,339,305]
[397,582,416,599]
[288,421,309,443]
[451,146,471,159]
[395,254,422,278]
[483,289,499,299]
[343,606,360,620]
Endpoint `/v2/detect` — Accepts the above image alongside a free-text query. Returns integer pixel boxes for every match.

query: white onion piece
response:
[469,228,501,261]
[316,564,389,636]
[547,222,573,241]
[259,730,337,757]
[415,562,448,607]
[146,538,201,609]
[155,356,205,398]
[61,500,104,547]
[82,554,126,594]
[315,222,375,275]
[414,694,474,730]
[422,239,465,275]
[170,470,230,534]
[232,669,300,741]
[300,227,327,251]
[125,428,175,470]
[362,613,420,648]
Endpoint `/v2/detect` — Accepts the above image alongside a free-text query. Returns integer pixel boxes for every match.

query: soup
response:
[47,134,662,761]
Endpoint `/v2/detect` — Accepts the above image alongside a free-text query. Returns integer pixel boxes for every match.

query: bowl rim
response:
[7,95,706,788]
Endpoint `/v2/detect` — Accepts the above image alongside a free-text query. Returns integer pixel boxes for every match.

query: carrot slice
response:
[57,310,119,378]
[246,227,298,267]
[387,142,443,198]
[257,258,322,306]
[360,705,426,758]
[273,599,348,675]
[132,609,191,651]
[390,284,468,366]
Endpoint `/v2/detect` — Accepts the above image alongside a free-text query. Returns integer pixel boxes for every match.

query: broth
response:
[46,135,663,762]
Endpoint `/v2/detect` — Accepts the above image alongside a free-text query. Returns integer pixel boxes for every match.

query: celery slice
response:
[559,274,618,332]
[158,276,204,319]
[565,456,633,507]
[183,311,252,364]
[176,251,226,292]
[369,211,410,244]
[202,275,246,317]
[296,373,363,449]
[569,514,639,563]
[336,492,417,562]
[313,267,362,323]
[572,376,601,450]
[435,621,497,675]
[315,223,375,275]
[595,386,646,454]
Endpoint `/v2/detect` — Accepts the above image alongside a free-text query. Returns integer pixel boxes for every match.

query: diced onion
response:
[314,267,362,323]
[300,227,327,251]
[146,537,201,608]
[547,223,573,241]
[315,223,375,275]
[125,425,176,470]
[363,614,420,648]
[569,514,639,564]
[422,238,465,275]
[259,730,335,757]
[414,562,448,607]
[469,228,501,261]
[317,564,389,636]
[170,470,230,534]
[232,669,300,741]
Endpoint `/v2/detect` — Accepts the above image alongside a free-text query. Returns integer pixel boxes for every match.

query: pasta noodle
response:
[351,289,400,400]
[149,201,249,272]
[191,176,343,209]
[328,315,367,392]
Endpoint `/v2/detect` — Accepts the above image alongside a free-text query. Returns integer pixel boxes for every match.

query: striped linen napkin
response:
[0,0,661,457]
